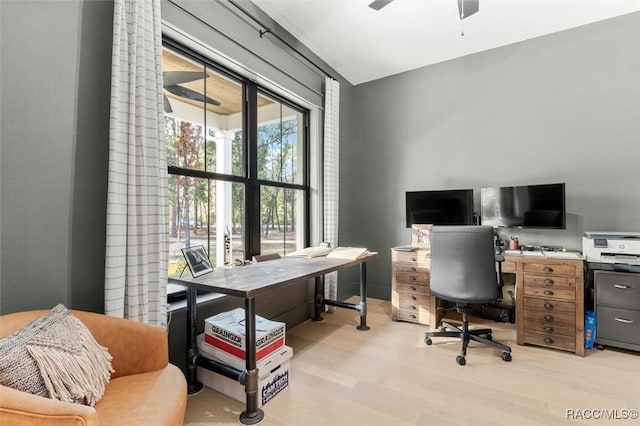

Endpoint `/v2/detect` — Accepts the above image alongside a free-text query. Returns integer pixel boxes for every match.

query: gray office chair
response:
[424,225,512,365]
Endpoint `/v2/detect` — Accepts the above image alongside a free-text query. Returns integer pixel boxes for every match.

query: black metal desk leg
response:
[186,286,203,394]
[239,297,264,425]
[312,275,325,321]
[357,262,370,331]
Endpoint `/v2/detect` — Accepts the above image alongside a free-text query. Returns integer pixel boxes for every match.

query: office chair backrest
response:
[429,225,499,304]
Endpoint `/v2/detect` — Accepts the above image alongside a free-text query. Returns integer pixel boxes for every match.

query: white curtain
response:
[323,77,340,302]
[104,0,168,326]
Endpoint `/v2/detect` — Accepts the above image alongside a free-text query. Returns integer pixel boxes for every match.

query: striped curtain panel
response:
[104,0,168,326]
[323,77,340,302]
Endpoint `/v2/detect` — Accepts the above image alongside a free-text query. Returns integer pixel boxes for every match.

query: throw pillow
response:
[0,304,114,406]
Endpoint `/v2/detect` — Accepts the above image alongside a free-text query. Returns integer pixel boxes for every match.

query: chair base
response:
[424,310,512,365]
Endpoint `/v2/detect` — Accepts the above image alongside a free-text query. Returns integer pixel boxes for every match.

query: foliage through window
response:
[163,40,309,278]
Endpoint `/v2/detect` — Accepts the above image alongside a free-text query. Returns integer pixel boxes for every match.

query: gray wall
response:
[2,1,637,320]
[0,0,113,314]
[0,0,356,324]
[348,12,640,300]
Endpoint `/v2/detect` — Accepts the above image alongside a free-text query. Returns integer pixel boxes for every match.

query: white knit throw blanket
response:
[0,304,114,406]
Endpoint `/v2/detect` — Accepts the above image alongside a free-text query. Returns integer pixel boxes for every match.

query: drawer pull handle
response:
[544,315,554,322]
[410,257,417,262]
[410,314,417,319]
[409,286,417,291]
[544,290,554,296]
[544,303,554,310]
[410,295,417,301]
[409,305,417,310]
[543,267,554,273]
[614,284,631,289]
[544,279,554,285]
[544,337,554,344]
[543,326,554,333]
[614,317,634,324]
[410,267,417,272]
[409,276,417,281]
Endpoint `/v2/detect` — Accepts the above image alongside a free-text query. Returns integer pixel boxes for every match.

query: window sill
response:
[168,289,228,313]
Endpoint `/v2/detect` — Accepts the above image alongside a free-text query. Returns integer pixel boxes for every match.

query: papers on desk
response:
[544,251,585,259]
[327,247,373,260]
[504,250,541,257]
[287,246,333,258]
[392,244,413,252]
[504,249,584,259]
[287,246,374,260]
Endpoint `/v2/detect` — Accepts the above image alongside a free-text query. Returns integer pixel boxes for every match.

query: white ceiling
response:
[251,0,640,85]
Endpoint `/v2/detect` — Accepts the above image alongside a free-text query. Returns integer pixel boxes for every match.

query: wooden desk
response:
[391,247,585,356]
[169,253,378,425]
[390,248,446,327]
[507,253,585,357]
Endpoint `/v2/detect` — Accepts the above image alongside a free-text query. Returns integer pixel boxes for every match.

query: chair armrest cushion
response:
[0,384,98,426]
[72,311,169,378]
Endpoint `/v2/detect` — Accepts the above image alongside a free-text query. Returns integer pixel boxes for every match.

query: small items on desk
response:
[288,246,374,260]
[509,235,519,250]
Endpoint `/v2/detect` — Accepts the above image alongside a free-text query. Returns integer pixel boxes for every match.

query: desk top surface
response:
[503,250,585,260]
[169,253,378,298]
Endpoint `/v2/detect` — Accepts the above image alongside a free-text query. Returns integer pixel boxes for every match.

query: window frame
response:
[163,37,311,263]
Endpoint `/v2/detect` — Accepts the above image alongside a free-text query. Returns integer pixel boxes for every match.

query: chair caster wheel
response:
[501,352,512,362]
[456,355,466,366]
[425,337,432,346]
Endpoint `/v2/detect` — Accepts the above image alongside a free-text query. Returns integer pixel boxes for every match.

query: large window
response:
[163,40,309,277]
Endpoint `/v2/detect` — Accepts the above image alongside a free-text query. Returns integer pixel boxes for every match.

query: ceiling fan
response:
[163,71,221,113]
[369,0,479,20]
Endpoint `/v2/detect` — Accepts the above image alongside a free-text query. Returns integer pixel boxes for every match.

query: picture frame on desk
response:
[181,245,213,277]
[411,224,432,249]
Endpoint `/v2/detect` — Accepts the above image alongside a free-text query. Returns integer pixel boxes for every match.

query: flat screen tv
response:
[405,189,474,228]
[481,183,566,229]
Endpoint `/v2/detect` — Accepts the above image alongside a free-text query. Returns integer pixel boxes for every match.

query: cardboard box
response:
[203,308,285,362]
[197,333,291,371]
[197,335,292,407]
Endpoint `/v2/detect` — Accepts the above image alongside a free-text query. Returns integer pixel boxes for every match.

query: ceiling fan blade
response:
[163,70,207,86]
[369,0,394,11]
[164,94,173,113]
[457,0,479,19]
[164,84,222,107]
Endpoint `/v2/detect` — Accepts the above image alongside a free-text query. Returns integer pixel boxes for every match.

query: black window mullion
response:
[304,112,311,246]
[245,82,261,258]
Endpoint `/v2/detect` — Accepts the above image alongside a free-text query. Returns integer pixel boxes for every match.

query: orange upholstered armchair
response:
[0,309,187,426]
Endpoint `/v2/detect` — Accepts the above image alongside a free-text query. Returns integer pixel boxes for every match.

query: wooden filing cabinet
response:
[391,248,443,327]
[514,257,585,356]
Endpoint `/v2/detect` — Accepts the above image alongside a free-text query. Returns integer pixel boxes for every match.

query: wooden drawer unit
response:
[523,262,577,276]
[523,310,577,338]
[393,250,430,267]
[513,256,585,356]
[523,297,576,313]
[391,248,438,326]
[395,281,430,295]
[501,261,516,274]
[522,275,576,300]
[395,269,430,284]
[522,331,576,352]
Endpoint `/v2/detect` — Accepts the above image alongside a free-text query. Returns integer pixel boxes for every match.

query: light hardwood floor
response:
[184,298,639,426]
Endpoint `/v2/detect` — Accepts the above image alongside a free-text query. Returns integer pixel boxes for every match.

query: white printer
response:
[582,232,640,266]
[583,232,640,352]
